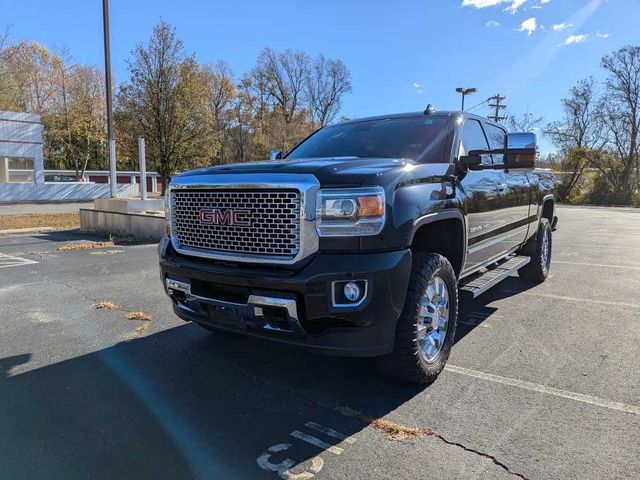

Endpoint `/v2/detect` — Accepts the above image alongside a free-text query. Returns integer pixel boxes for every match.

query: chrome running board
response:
[459,255,530,298]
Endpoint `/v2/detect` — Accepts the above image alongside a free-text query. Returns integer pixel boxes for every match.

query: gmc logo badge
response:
[199,208,251,227]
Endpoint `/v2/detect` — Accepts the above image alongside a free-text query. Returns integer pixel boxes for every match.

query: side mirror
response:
[270,149,283,161]
[505,133,537,169]
[459,154,482,170]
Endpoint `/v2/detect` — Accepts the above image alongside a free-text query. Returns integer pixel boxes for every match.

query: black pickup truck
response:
[159,108,557,384]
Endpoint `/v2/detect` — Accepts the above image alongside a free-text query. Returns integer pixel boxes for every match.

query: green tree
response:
[117,20,213,191]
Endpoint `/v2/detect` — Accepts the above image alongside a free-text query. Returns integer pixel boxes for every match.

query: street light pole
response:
[102,0,117,197]
[456,87,477,111]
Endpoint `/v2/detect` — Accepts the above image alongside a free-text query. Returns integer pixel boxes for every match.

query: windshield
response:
[286,116,453,163]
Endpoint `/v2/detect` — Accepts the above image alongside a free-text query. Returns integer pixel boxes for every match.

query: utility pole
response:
[456,87,477,111]
[102,0,117,197]
[487,94,507,122]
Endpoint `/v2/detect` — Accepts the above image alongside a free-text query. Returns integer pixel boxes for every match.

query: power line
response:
[467,99,489,112]
[487,94,507,122]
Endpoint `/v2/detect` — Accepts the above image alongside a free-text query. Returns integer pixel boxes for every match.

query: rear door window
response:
[458,119,492,165]
[484,124,507,164]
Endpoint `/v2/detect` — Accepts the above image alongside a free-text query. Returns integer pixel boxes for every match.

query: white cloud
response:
[564,34,589,45]
[504,0,528,14]
[596,32,610,39]
[541,0,551,3]
[519,17,538,36]
[462,0,508,7]
[412,82,423,94]
[461,0,531,12]
[486,20,501,27]
[552,23,573,31]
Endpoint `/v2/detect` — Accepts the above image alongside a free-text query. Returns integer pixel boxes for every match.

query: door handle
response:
[496,183,507,191]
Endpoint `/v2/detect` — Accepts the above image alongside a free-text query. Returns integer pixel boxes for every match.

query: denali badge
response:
[199,208,251,227]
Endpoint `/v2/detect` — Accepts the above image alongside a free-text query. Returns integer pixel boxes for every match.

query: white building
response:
[0,110,140,202]
[0,110,44,184]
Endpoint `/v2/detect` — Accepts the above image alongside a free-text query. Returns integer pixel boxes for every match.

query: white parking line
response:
[554,260,640,270]
[290,431,344,455]
[445,365,640,416]
[305,422,356,444]
[506,290,640,309]
[0,253,39,269]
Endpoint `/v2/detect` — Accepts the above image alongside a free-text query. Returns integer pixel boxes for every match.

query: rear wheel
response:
[518,218,552,283]
[378,253,458,384]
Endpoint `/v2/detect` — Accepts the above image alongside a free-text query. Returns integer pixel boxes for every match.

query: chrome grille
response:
[171,189,301,257]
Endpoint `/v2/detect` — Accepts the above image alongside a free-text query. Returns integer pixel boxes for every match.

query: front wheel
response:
[518,218,552,283]
[378,253,458,384]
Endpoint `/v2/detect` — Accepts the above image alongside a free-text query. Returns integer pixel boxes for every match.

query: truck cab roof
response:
[337,111,506,131]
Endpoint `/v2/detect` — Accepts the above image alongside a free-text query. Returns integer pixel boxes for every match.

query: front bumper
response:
[159,237,412,357]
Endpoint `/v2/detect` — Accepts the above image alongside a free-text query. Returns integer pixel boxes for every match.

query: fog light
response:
[343,282,362,302]
[332,279,367,307]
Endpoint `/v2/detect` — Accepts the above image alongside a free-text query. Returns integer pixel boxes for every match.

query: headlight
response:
[316,187,386,237]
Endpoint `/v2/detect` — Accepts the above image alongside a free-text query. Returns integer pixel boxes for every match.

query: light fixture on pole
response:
[102,0,117,197]
[456,87,477,111]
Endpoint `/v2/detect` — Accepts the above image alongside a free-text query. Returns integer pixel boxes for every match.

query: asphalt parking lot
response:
[1,205,639,480]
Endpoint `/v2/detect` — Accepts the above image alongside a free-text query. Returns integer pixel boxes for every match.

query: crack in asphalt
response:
[37,270,140,316]
[417,430,529,480]
[142,340,530,479]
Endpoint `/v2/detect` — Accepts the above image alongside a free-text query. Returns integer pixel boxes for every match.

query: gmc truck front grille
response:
[171,189,301,258]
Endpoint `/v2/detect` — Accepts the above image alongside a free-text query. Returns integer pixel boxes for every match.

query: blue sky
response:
[1,0,637,155]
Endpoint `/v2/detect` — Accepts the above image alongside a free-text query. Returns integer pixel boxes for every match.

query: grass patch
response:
[57,241,115,251]
[135,324,150,334]
[94,301,119,310]
[0,213,80,231]
[125,311,152,322]
[334,405,430,442]
[369,418,430,442]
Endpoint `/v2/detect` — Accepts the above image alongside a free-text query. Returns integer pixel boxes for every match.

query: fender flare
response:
[540,194,555,220]
[409,210,468,271]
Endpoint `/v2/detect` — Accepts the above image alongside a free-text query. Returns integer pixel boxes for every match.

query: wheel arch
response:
[410,210,466,277]
[541,195,554,222]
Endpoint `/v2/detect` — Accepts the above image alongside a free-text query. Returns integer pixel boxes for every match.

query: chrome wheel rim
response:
[417,276,450,363]
[541,228,551,273]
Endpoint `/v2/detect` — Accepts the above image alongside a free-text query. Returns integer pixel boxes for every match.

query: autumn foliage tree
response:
[117,21,214,191]
[0,20,353,183]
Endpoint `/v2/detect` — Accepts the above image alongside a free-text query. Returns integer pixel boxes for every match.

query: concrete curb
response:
[0,226,55,235]
[79,208,164,241]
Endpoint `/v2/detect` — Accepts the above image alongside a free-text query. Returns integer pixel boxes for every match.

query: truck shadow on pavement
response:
[456,276,538,342]
[0,278,535,480]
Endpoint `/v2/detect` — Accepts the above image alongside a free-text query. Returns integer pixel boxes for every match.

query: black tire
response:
[377,253,458,384]
[518,218,552,283]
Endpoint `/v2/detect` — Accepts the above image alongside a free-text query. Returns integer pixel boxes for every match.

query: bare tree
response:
[250,48,310,124]
[545,78,606,200]
[306,55,352,127]
[507,110,543,132]
[600,45,640,195]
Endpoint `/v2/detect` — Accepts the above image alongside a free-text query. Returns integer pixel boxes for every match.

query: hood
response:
[175,157,413,187]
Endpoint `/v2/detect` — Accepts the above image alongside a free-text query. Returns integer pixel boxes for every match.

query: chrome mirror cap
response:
[507,132,536,150]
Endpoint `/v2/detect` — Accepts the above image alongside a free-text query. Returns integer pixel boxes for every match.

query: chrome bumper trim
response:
[165,278,304,334]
